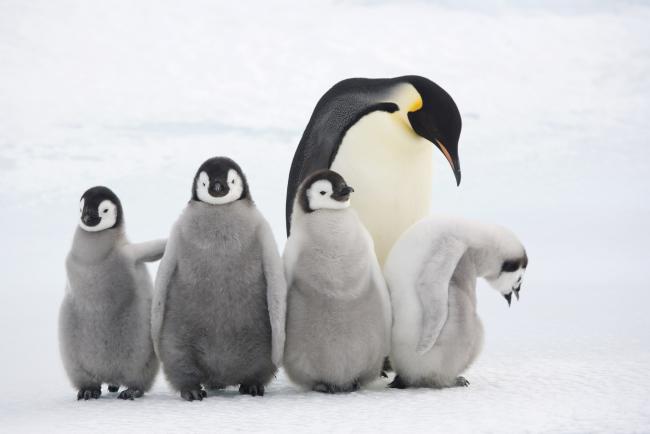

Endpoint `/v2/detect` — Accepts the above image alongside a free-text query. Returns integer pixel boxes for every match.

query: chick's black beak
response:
[504,292,512,307]
[82,211,100,226]
[209,180,229,197]
[332,185,354,202]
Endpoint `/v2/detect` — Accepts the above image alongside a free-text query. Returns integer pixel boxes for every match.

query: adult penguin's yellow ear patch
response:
[408,95,423,112]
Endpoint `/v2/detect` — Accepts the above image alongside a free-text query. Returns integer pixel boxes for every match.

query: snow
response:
[1,0,650,432]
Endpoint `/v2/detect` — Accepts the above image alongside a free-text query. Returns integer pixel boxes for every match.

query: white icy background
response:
[1,0,649,432]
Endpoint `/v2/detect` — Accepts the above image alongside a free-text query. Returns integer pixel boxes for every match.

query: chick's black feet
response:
[108,384,119,393]
[313,382,336,394]
[239,383,265,397]
[180,387,207,401]
[77,386,101,400]
[313,380,359,394]
[455,376,470,387]
[118,388,144,400]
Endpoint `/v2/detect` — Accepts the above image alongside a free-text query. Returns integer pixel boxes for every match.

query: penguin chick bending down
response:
[384,215,528,389]
[59,186,164,400]
[283,170,391,393]
[152,157,286,401]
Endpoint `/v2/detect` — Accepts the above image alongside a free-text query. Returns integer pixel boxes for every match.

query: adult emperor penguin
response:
[286,75,462,265]
[59,186,164,400]
[152,157,286,401]
[384,215,528,389]
[283,170,391,393]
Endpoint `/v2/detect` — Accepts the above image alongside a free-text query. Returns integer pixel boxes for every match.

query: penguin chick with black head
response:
[59,186,164,400]
[283,170,391,393]
[152,157,286,401]
[384,215,528,389]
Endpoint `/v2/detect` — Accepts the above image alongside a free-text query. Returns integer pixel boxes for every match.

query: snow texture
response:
[1,0,649,432]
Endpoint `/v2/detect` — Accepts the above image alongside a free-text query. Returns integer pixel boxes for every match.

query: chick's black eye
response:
[103,209,108,213]
[231,180,235,184]
[320,191,326,195]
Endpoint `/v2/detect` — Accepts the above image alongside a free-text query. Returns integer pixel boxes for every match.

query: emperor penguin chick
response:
[283,170,391,393]
[59,186,164,400]
[152,157,286,401]
[384,215,528,389]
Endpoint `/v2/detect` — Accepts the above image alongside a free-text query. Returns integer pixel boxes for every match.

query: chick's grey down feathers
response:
[152,199,286,394]
[283,192,391,392]
[59,227,165,398]
[385,216,527,388]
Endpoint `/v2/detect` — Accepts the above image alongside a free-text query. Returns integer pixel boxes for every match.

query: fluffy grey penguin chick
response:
[152,157,286,401]
[59,186,164,400]
[283,170,391,393]
[384,215,528,389]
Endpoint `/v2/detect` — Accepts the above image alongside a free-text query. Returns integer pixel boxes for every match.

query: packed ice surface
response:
[1,0,649,432]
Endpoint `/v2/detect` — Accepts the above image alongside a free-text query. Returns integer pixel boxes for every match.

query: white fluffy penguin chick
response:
[152,157,286,401]
[283,169,391,393]
[59,186,165,400]
[384,215,528,389]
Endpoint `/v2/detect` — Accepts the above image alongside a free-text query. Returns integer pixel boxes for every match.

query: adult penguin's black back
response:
[286,75,462,265]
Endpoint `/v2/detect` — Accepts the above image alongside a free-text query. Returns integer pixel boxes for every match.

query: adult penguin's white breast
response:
[331,84,433,265]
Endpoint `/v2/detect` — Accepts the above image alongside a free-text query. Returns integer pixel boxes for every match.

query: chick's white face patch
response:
[196,169,243,205]
[307,179,350,211]
[79,199,117,232]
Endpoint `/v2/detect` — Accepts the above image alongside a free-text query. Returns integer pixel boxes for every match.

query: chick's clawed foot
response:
[313,380,359,393]
[118,388,144,400]
[108,384,119,393]
[239,383,265,397]
[313,383,336,394]
[455,376,470,387]
[77,387,101,400]
[180,388,207,401]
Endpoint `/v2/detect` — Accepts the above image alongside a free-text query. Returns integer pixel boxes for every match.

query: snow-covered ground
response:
[1,0,649,432]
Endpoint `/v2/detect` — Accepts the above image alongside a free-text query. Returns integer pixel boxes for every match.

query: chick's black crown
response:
[299,169,352,213]
[80,186,123,227]
[191,157,250,201]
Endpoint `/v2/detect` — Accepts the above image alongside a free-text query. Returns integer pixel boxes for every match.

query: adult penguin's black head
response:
[191,157,251,205]
[79,186,123,232]
[298,169,354,213]
[403,75,462,185]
